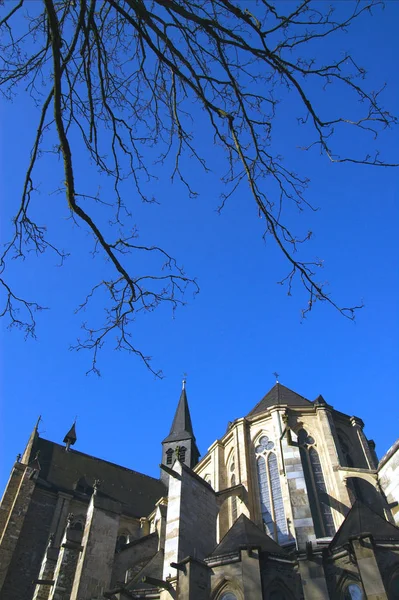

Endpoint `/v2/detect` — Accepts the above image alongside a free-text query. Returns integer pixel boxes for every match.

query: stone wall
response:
[379,441,399,526]
[0,487,57,600]
[163,461,218,581]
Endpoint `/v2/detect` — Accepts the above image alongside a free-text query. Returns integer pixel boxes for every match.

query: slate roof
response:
[32,436,166,518]
[329,500,399,550]
[209,514,286,557]
[163,387,197,443]
[247,383,313,417]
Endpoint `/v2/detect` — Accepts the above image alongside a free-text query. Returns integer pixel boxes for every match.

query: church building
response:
[1,382,399,600]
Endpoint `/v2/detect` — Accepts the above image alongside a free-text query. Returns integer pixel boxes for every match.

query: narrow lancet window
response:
[231,474,238,523]
[255,435,288,543]
[298,429,335,538]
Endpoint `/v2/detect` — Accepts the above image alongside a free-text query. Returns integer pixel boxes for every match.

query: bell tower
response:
[161,380,200,484]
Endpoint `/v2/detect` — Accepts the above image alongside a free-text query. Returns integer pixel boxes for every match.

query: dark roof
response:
[247,383,313,417]
[21,417,41,464]
[34,437,166,518]
[209,514,286,557]
[330,500,399,550]
[163,387,197,443]
[63,422,77,445]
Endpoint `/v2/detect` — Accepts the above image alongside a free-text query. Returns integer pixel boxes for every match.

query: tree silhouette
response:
[0,0,397,374]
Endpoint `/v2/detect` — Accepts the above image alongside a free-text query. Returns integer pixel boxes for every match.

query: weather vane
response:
[182,373,187,389]
[272,372,279,383]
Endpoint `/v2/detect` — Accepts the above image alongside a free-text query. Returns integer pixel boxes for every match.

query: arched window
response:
[255,435,288,543]
[231,474,238,523]
[166,448,174,465]
[298,429,335,538]
[178,446,186,463]
[342,582,365,599]
[115,531,130,552]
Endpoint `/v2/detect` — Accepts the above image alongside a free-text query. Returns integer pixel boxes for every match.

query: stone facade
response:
[0,382,399,600]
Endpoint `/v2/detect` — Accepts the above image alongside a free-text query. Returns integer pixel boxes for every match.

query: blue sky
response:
[0,1,398,492]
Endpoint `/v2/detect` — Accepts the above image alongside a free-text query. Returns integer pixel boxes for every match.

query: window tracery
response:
[298,429,335,537]
[255,434,288,543]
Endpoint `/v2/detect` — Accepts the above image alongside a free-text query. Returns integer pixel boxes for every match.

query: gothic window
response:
[231,474,238,523]
[115,532,129,552]
[298,429,335,538]
[166,448,174,464]
[343,583,365,600]
[255,435,288,543]
[268,453,286,542]
[178,446,186,463]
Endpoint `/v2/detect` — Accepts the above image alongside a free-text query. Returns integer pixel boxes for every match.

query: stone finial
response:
[93,479,101,494]
[16,453,22,463]
[67,513,74,528]
[48,533,55,548]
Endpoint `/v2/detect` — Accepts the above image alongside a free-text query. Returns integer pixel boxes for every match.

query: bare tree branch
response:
[0,0,397,373]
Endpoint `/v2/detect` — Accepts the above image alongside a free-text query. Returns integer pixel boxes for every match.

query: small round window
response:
[344,583,364,600]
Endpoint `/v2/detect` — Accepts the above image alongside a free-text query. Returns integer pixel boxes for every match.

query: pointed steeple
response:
[63,421,77,451]
[21,416,41,465]
[161,381,200,483]
[162,382,196,444]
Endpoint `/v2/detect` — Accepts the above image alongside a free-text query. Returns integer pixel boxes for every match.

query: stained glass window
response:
[298,429,335,538]
[309,447,335,536]
[344,583,365,600]
[268,453,288,543]
[220,593,237,600]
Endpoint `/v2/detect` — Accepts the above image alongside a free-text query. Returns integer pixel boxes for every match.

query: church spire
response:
[21,416,41,465]
[162,380,196,444]
[161,381,200,484]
